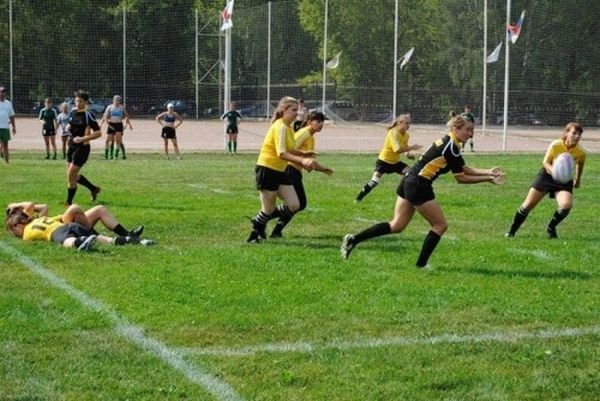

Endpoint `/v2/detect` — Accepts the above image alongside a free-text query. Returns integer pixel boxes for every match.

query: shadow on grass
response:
[461,267,592,281]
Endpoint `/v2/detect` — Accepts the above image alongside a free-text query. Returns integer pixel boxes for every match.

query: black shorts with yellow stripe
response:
[375,159,409,175]
[254,165,291,191]
[532,168,573,198]
[396,174,435,206]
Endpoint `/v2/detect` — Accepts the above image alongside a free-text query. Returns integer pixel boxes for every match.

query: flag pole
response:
[392,0,398,121]
[266,1,272,119]
[482,0,488,135]
[502,0,511,151]
[321,0,329,112]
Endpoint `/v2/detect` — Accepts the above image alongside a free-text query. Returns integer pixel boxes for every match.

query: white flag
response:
[326,51,342,69]
[399,47,414,70]
[486,42,503,63]
[221,0,234,31]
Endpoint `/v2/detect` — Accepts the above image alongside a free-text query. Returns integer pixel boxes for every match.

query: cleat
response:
[416,264,432,270]
[341,234,356,260]
[250,218,267,240]
[91,187,101,201]
[504,232,514,238]
[78,235,97,252]
[546,226,558,239]
[124,236,140,245]
[246,229,261,243]
[270,230,283,239]
[128,225,144,238]
[139,239,156,246]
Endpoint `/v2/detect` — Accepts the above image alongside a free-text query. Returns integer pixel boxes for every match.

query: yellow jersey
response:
[543,139,586,167]
[256,118,296,172]
[378,127,410,164]
[22,215,64,242]
[288,127,315,172]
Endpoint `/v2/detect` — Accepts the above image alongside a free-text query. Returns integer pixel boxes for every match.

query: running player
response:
[57,102,71,159]
[247,96,317,243]
[5,201,152,251]
[101,95,133,160]
[38,97,58,160]
[156,103,183,160]
[341,115,505,268]
[220,102,242,155]
[270,111,334,238]
[506,122,585,239]
[65,90,102,205]
[355,114,421,202]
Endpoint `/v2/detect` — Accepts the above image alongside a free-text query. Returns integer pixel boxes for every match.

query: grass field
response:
[1,152,598,401]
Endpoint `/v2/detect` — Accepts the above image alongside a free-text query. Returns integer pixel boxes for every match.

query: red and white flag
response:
[507,10,525,44]
[221,0,234,31]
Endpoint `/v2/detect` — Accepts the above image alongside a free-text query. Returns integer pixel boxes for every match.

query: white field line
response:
[178,325,600,358]
[0,241,244,401]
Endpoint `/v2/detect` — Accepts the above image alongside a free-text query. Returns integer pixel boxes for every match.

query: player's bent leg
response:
[415,200,447,268]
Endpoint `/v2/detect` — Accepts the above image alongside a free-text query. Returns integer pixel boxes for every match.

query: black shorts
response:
[67,143,91,167]
[396,174,435,206]
[285,165,307,210]
[255,165,291,191]
[226,126,238,134]
[161,127,176,139]
[532,168,573,198]
[42,127,56,136]
[50,222,93,244]
[107,122,124,135]
[375,159,409,175]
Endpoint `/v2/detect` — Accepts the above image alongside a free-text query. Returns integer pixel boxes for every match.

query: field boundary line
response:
[0,241,244,401]
[178,325,600,357]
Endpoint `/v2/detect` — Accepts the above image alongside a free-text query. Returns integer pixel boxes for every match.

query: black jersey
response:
[409,132,465,182]
[68,109,100,138]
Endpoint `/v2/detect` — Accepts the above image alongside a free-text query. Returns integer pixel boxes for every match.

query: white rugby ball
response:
[551,152,574,184]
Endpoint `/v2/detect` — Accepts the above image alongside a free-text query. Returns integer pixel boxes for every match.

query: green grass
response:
[1,151,598,401]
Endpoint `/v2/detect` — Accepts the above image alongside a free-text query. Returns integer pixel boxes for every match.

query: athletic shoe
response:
[417,264,432,270]
[270,230,283,239]
[128,225,144,238]
[91,187,101,201]
[77,235,97,252]
[139,239,156,246]
[246,229,261,243]
[341,234,356,260]
[504,232,515,238]
[124,236,140,245]
[250,218,267,240]
[546,226,558,239]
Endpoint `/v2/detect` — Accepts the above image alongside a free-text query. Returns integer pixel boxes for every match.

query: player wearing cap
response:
[0,86,16,163]
[101,95,133,160]
[156,103,183,160]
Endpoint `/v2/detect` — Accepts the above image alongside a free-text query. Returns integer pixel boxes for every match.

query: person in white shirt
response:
[0,86,16,163]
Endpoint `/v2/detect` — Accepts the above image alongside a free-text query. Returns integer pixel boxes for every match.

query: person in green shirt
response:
[221,102,242,155]
[39,97,58,159]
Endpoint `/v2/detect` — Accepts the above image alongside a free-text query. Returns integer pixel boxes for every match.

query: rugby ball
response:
[551,153,574,184]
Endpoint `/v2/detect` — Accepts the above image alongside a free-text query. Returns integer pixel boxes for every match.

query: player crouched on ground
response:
[5,201,155,251]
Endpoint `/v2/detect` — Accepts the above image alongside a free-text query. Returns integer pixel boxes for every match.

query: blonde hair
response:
[271,96,298,123]
[388,114,411,130]
[5,212,30,237]
[561,122,583,140]
[446,115,472,130]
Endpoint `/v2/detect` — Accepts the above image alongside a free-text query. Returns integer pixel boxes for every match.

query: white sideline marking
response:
[188,183,232,194]
[0,241,243,401]
[178,325,600,357]
[510,247,551,260]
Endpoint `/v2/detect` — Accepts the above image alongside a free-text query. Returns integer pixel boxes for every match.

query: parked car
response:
[309,100,360,121]
[495,111,544,126]
[149,100,195,116]
[64,97,109,117]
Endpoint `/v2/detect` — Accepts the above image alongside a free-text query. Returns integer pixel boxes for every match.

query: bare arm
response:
[454,165,505,185]
[10,116,15,134]
[574,161,584,188]
[155,112,166,125]
[7,202,48,217]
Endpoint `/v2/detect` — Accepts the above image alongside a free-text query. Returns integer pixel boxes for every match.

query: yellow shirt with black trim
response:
[257,118,295,172]
[288,127,315,172]
[411,132,465,181]
[378,128,410,164]
[543,139,586,167]
[22,215,64,242]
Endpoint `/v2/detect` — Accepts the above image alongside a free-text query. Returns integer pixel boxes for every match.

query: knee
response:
[287,200,300,213]
[432,222,448,235]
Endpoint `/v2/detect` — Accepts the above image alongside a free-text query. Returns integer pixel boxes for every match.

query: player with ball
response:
[506,122,586,239]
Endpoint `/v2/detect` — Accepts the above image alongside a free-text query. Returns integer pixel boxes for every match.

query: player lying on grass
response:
[5,202,154,251]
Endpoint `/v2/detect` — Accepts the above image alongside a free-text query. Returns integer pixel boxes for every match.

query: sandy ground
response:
[7,117,600,154]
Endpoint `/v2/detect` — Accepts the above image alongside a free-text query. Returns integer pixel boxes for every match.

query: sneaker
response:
[139,239,156,246]
[91,187,101,201]
[124,235,140,245]
[246,229,261,243]
[78,235,97,252]
[546,226,558,239]
[128,225,144,238]
[504,232,515,238]
[341,234,356,260]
